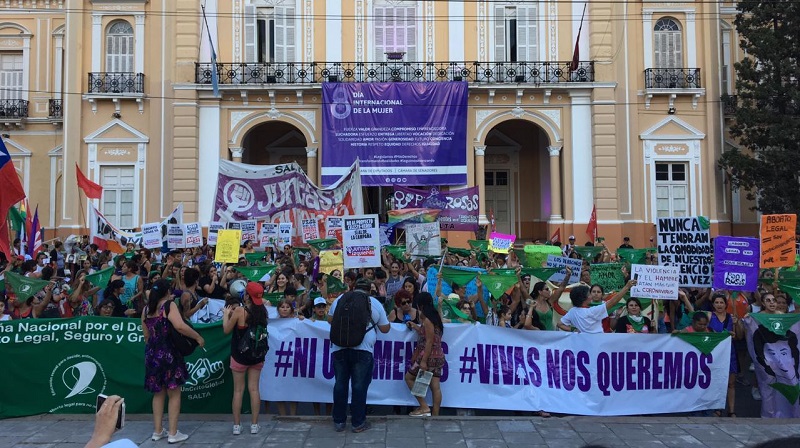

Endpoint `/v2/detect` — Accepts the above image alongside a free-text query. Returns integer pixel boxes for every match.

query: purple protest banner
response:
[713,236,760,291]
[393,185,478,231]
[321,82,468,186]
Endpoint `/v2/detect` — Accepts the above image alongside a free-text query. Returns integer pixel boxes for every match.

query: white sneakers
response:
[232,425,242,435]
[151,429,167,441]
[167,431,189,444]
[250,424,261,434]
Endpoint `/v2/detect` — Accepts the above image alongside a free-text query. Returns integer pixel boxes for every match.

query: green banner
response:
[326,275,347,295]
[264,292,285,307]
[384,245,410,263]
[447,247,472,258]
[439,266,480,289]
[778,279,800,305]
[616,248,650,266]
[234,265,277,282]
[573,246,605,260]
[520,267,560,283]
[0,317,247,419]
[673,332,730,355]
[590,263,625,293]
[5,272,50,302]
[85,267,114,290]
[306,238,339,251]
[750,312,800,337]
[243,252,266,264]
[468,240,489,251]
[484,273,519,300]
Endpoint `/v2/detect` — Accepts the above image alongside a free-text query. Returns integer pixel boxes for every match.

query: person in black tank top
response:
[388,289,420,324]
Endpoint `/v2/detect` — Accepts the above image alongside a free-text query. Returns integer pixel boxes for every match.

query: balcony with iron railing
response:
[48,98,63,121]
[195,60,595,86]
[722,94,737,117]
[0,99,29,127]
[643,68,705,110]
[85,73,145,114]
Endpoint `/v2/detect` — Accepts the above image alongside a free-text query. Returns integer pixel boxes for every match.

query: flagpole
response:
[201,3,220,97]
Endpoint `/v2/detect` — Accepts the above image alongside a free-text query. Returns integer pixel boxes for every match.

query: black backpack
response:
[236,308,269,364]
[329,290,375,347]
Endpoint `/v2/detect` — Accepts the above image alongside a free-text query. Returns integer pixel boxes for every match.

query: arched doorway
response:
[484,119,551,240]
[241,121,308,172]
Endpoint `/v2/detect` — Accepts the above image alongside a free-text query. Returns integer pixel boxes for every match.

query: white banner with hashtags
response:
[260,319,729,415]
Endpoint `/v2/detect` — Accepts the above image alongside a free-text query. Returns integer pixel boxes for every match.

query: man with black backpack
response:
[327,277,390,433]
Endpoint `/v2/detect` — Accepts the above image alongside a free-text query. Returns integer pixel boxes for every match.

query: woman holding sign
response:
[707,291,743,417]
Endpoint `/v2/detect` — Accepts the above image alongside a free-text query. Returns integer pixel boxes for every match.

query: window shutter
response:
[386,8,396,52]
[517,4,538,61]
[673,32,683,68]
[494,5,506,61]
[0,54,23,101]
[404,6,416,61]
[654,32,667,68]
[244,4,257,62]
[374,6,385,60]
[275,6,296,63]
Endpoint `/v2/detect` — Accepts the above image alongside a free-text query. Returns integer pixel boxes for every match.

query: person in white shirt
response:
[557,279,636,334]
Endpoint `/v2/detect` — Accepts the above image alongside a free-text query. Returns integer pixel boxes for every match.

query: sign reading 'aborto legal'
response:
[657,216,712,287]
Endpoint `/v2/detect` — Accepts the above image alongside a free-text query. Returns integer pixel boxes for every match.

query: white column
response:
[326,0,342,61]
[642,12,653,69]
[54,34,64,97]
[198,106,221,225]
[49,153,60,228]
[91,14,102,72]
[134,14,145,74]
[305,147,318,184]
[570,91,593,223]
[686,12,697,68]
[21,37,30,102]
[548,145,563,221]
[474,145,489,225]
[448,0,464,61]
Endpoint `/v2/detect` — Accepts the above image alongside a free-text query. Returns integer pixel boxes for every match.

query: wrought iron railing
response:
[644,68,702,89]
[0,99,29,119]
[722,94,737,116]
[88,72,145,94]
[195,61,595,85]
[48,98,63,118]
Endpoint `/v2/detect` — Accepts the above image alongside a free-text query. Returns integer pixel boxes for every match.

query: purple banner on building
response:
[713,236,760,292]
[393,185,479,231]
[321,82,468,187]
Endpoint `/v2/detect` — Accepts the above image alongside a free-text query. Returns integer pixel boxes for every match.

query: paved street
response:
[1,413,799,448]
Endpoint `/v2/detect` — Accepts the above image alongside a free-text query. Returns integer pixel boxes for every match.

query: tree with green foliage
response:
[718,1,800,224]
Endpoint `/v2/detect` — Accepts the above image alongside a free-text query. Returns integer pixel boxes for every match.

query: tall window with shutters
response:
[373,1,417,61]
[105,20,134,73]
[653,18,683,69]
[655,163,689,218]
[101,166,135,229]
[245,5,296,63]
[494,3,538,62]
[0,53,23,101]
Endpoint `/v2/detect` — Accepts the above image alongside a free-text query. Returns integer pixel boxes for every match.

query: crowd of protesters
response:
[1,232,797,434]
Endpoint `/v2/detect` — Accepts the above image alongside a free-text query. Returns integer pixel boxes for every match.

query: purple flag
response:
[393,185,478,231]
[321,82,468,186]
[713,236,760,291]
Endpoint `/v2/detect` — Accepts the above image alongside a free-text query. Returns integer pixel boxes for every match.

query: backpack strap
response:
[359,291,377,334]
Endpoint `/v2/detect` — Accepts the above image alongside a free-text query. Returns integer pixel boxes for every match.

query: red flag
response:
[586,205,598,242]
[0,136,26,259]
[76,163,103,199]
[550,228,561,244]
[570,4,587,72]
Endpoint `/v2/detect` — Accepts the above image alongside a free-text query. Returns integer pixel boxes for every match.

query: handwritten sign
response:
[141,223,162,249]
[302,219,321,242]
[183,222,203,248]
[760,214,796,268]
[488,232,515,254]
[214,230,241,263]
[523,244,563,268]
[630,264,680,300]
[406,222,441,256]
[545,255,582,283]
[207,221,225,246]
[657,216,712,287]
[590,263,625,293]
[167,224,185,249]
[713,236,759,291]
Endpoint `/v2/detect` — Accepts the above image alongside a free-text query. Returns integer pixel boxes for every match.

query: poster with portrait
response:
[744,314,800,418]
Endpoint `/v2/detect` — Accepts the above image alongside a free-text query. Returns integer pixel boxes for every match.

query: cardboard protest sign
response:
[167,224,185,249]
[657,216,712,287]
[406,222,441,256]
[214,229,241,263]
[713,236,760,292]
[141,223,162,249]
[590,263,625,293]
[325,216,344,242]
[259,222,278,248]
[277,223,293,248]
[183,222,203,248]
[207,221,225,246]
[760,214,797,268]
[546,255,582,283]
[343,215,381,269]
[240,220,258,244]
[488,232,515,254]
[302,219,320,242]
[630,264,680,300]
[524,244,562,268]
